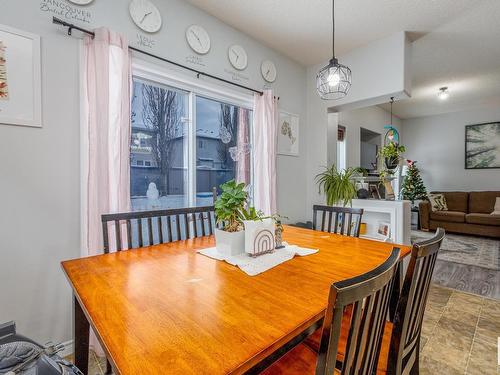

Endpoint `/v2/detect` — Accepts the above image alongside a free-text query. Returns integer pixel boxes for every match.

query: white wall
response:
[339,106,402,168]
[305,33,410,219]
[0,0,306,345]
[402,107,500,191]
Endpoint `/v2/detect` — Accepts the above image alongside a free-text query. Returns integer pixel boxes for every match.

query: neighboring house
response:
[130,125,236,197]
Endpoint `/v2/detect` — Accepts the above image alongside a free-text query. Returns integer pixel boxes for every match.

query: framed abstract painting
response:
[0,24,42,127]
[465,122,500,169]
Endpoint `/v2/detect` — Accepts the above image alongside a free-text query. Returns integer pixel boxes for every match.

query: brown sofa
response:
[419,191,500,238]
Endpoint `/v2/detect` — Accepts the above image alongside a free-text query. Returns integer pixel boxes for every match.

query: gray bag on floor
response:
[0,322,82,375]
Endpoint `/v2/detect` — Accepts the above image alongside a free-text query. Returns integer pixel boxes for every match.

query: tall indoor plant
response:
[316,165,357,207]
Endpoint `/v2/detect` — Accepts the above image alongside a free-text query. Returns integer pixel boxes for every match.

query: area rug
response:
[411,230,500,270]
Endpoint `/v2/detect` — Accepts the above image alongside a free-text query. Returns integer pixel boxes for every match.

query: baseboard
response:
[59,339,74,358]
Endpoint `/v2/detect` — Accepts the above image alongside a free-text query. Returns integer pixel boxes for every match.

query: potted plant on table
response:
[214,180,249,255]
[378,142,406,170]
[315,164,357,207]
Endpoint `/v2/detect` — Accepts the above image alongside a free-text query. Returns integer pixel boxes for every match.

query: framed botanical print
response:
[465,122,500,169]
[278,110,299,156]
[0,24,42,127]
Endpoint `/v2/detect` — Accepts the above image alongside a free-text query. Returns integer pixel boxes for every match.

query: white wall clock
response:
[261,60,277,83]
[186,25,210,55]
[68,0,94,4]
[228,44,248,70]
[129,0,162,33]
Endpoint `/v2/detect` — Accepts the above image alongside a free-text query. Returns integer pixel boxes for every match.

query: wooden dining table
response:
[61,225,411,375]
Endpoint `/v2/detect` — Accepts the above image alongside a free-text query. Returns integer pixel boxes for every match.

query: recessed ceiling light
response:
[438,87,449,100]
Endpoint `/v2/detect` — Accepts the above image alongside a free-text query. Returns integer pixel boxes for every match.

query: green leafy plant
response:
[378,168,395,183]
[214,180,248,232]
[239,206,264,221]
[378,142,406,159]
[214,180,269,232]
[315,165,357,207]
[354,167,369,177]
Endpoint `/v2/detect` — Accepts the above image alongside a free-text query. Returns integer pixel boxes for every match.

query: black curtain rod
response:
[52,17,280,99]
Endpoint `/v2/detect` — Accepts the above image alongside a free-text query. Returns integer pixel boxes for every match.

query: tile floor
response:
[77,285,500,375]
[420,285,500,375]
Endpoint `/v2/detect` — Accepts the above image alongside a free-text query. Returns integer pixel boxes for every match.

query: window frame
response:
[132,59,254,207]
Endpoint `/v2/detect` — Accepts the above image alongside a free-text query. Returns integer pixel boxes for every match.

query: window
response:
[130,72,252,211]
[337,125,346,170]
[195,96,251,206]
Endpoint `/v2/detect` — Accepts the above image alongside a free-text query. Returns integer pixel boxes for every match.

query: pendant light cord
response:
[390,96,394,125]
[332,0,335,58]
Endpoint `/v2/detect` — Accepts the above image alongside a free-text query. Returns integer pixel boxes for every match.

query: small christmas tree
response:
[401,160,427,205]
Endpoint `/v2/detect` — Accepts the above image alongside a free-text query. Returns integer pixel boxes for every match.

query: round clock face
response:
[261,60,277,82]
[228,45,248,70]
[68,0,94,4]
[186,25,210,55]
[129,0,162,33]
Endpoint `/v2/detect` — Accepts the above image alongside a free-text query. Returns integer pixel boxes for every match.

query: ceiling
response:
[186,0,500,119]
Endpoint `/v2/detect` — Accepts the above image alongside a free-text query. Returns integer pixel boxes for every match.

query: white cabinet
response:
[351,199,411,245]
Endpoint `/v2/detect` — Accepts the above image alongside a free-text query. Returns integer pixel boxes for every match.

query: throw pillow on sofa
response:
[492,197,500,215]
[428,193,448,212]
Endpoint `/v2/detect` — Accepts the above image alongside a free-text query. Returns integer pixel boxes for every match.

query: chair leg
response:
[409,343,420,375]
[105,359,112,374]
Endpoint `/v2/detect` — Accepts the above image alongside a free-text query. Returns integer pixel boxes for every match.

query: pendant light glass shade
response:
[317,0,352,100]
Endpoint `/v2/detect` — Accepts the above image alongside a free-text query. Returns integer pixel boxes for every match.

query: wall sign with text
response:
[40,0,93,23]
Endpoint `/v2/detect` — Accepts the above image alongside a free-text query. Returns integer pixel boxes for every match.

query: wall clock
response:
[68,0,94,4]
[228,44,248,70]
[186,25,210,55]
[261,60,277,82]
[129,0,162,33]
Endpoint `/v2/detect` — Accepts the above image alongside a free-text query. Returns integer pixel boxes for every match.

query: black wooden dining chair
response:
[101,205,216,253]
[312,205,364,237]
[261,247,401,375]
[385,228,445,375]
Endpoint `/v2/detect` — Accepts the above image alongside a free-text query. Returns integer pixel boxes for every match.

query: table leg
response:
[74,295,89,375]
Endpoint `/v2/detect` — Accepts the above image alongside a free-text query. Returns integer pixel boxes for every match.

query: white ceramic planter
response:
[214,228,245,256]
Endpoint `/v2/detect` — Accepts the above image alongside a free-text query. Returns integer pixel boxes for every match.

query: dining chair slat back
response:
[387,228,445,375]
[101,206,216,253]
[316,247,401,375]
[312,205,364,237]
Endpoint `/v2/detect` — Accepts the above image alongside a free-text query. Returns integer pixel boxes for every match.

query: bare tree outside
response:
[142,84,180,196]
[217,103,239,169]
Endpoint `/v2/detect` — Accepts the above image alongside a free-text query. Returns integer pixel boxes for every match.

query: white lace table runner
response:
[197,243,318,276]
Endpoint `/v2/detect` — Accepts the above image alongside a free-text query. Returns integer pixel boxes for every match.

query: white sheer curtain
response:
[253,90,278,215]
[81,27,131,257]
[80,27,131,355]
[236,107,251,185]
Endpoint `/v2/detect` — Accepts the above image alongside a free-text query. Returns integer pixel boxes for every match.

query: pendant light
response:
[316,0,352,100]
[384,97,400,145]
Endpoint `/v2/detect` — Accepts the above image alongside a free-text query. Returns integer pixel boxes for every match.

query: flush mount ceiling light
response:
[316,0,352,100]
[438,87,449,100]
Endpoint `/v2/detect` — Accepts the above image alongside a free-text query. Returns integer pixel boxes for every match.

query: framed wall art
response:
[278,110,299,156]
[0,24,42,127]
[465,122,500,169]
